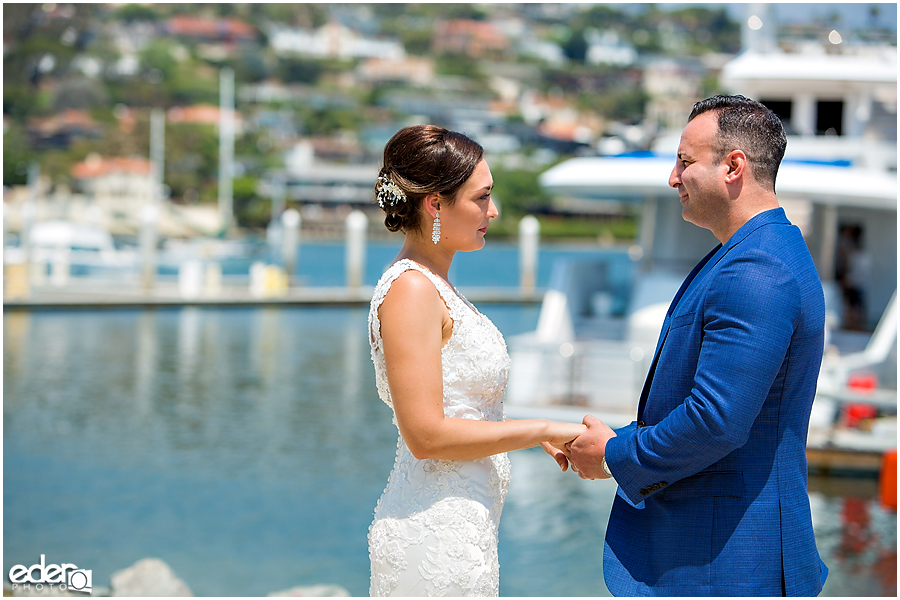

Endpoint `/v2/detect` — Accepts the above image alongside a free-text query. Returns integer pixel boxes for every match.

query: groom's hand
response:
[566,415,616,480]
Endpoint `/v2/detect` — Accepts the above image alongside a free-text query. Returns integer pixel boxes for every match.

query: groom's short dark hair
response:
[689,95,787,191]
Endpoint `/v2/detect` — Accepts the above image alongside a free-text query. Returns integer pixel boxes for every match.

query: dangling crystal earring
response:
[432,212,441,244]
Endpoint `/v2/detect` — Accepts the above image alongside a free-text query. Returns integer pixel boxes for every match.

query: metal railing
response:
[507,336,653,413]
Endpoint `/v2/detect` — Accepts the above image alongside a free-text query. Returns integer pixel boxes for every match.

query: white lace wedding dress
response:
[368,259,511,597]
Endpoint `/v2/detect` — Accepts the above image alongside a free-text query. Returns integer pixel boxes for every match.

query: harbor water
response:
[4,242,896,596]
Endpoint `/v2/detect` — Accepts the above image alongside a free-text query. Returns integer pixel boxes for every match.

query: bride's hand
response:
[541,441,570,472]
[541,422,586,471]
[546,421,586,448]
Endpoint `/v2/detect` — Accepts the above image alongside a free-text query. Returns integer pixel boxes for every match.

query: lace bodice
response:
[368,259,511,597]
[369,259,510,421]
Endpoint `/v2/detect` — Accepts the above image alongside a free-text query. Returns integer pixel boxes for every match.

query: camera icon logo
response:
[68,569,92,594]
[8,555,93,595]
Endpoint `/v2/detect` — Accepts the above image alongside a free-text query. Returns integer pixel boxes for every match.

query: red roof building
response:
[165,16,256,43]
[28,109,103,148]
[432,20,508,59]
[71,155,151,180]
[167,104,244,134]
[69,154,155,209]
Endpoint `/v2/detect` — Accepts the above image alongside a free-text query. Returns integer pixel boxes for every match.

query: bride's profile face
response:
[439,159,498,252]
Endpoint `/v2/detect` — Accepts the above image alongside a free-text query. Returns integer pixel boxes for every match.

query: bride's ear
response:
[423,194,441,218]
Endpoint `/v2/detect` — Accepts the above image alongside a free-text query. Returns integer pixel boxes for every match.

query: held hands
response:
[543,415,617,480]
[567,415,616,480]
[539,421,586,472]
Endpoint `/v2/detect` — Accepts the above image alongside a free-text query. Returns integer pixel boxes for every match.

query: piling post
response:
[218,67,235,233]
[178,260,203,298]
[21,199,35,266]
[25,163,40,284]
[519,215,540,292]
[50,247,70,287]
[282,208,300,284]
[5,203,33,298]
[266,175,288,261]
[271,173,286,221]
[345,210,368,288]
[150,108,165,206]
[139,205,158,291]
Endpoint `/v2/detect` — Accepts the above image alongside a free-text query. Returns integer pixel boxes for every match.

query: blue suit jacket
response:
[603,208,828,596]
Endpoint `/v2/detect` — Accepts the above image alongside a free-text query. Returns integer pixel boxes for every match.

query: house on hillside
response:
[356,57,435,87]
[70,154,153,216]
[27,109,103,149]
[164,16,257,44]
[268,21,404,60]
[432,19,508,59]
[167,104,245,135]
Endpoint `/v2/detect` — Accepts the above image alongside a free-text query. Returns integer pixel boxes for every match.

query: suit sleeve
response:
[606,251,801,505]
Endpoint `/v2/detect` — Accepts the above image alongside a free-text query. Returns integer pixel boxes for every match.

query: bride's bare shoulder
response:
[379,268,448,345]
[381,268,441,310]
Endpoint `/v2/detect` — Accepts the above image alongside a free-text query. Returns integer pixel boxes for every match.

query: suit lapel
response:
[634,208,790,421]
[636,245,719,419]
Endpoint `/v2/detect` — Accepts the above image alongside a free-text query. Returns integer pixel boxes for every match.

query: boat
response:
[504,13,897,472]
[5,219,139,278]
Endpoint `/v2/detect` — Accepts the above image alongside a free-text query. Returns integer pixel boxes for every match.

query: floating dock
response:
[3,284,546,310]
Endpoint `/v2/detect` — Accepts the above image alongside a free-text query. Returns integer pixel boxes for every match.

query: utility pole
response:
[218,67,235,233]
[150,108,165,205]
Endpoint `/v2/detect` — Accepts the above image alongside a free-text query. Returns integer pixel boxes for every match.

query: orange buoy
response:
[844,403,878,428]
[879,448,897,510]
[847,371,878,391]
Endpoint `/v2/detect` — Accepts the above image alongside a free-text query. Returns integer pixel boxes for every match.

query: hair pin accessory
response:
[376,176,407,208]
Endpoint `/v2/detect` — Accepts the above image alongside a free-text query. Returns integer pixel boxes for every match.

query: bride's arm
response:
[380,270,584,461]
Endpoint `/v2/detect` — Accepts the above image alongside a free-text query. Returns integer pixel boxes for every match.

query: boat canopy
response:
[539,155,897,211]
[28,220,117,252]
[721,50,898,88]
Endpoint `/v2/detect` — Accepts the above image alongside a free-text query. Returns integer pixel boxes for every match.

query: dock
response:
[806,446,886,474]
[3,283,546,310]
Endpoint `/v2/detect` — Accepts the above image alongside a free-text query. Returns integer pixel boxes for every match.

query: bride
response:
[367,125,584,597]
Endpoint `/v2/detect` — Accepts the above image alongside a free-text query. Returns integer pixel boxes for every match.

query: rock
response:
[267,584,351,597]
[110,558,192,597]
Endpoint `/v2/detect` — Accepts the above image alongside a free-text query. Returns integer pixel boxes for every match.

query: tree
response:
[112,4,161,23]
[164,122,219,203]
[252,4,327,29]
[51,77,109,112]
[561,27,588,63]
[491,167,552,217]
[232,175,269,228]
[299,106,365,136]
[276,57,324,84]
[138,40,179,82]
[235,46,269,83]
[2,123,35,186]
[581,86,648,124]
[399,29,434,56]
[434,54,484,80]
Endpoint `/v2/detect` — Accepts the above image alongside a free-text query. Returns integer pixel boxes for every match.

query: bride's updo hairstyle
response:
[375,125,484,234]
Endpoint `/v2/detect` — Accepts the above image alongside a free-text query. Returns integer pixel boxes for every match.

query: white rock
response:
[110,558,192,597]
[268,584,351,597]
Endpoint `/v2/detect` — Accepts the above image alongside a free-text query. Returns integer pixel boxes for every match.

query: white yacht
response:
[505,10,897,464]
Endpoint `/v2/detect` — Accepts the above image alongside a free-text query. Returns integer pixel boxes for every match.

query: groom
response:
[565,95,828,595]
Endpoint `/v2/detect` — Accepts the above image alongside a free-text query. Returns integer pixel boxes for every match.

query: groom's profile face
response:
[669,111,728,232]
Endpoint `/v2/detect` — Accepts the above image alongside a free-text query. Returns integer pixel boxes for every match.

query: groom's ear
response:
[724,150,747,184]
